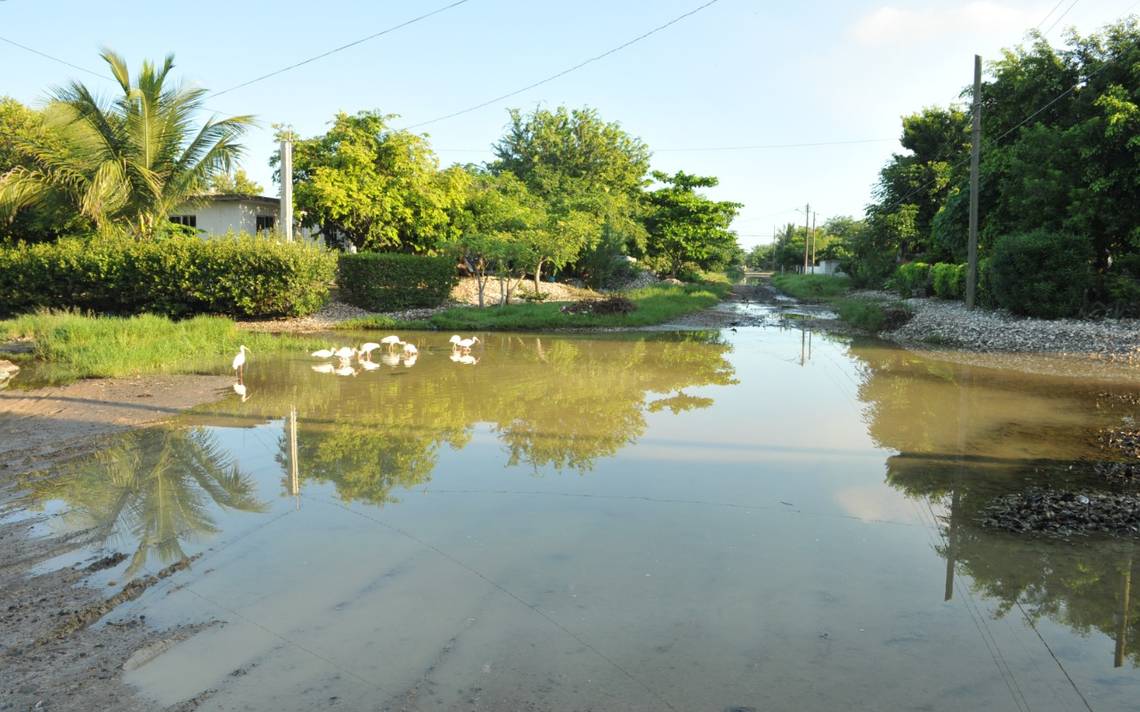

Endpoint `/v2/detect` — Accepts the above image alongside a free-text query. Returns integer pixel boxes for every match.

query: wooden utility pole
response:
[802,202,810,273]
[966,55,982,309]
[810,211,817,274]
[280,139,294,241]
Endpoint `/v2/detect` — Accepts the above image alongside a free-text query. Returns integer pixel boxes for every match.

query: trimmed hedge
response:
[931,263,966,300]
[0,235,336,318]
[338,253,458,311]
[893,261,931,297]
[989,229,1092,318]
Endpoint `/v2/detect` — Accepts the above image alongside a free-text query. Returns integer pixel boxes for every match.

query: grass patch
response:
[836,298,912,332]
[1,311,322,385]
[771,274,851,302]
[337,283,731,332]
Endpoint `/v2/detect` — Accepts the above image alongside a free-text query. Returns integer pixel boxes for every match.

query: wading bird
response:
[333,346,357,361]
[380,335,402,351]
[401,342,418,356]
[232,345,250,381]
[311,347,336,359]
[450,335,479,352]
[358,342,381,360]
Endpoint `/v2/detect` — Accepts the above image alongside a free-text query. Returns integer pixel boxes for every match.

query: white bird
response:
[456,336,479,352]
[334,364,358,377]
[311,363,336,374]
[333,346,357,361]
[401,342,418,355]
[311,347,336,359]
[380,335,402,351]
[448,335,463,349]
[358,342,381,360]
[359,359,380,371]
[380,352,401,368]
[403,354,418,368]
[232,345,250,379]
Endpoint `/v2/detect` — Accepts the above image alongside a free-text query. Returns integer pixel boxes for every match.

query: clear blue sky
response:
[2,0,1135,247]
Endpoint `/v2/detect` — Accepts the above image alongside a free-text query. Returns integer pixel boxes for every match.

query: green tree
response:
[0,51,252,239]
[209,168,264,196]
[285,111,469,252]
[641,170,741,277]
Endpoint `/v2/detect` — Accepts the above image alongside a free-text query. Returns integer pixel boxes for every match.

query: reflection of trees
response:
[850,341,1140,669]
[223,332,736,503]
[29,428,265,576]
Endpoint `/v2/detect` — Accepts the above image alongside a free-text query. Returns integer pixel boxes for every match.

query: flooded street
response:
[8,316,1140,711]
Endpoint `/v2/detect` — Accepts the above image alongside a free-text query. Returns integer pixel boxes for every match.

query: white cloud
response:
[851,2,1039,46]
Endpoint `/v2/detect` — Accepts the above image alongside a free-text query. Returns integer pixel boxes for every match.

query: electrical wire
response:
[209,0,472,98]
[403,0,721,129]
[1042,0,1081,36]
[0,35,109,80]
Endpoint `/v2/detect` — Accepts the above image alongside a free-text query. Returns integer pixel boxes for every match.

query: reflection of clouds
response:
[834,485,920,524]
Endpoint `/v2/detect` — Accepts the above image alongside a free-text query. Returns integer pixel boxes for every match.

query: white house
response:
[170,194,291,237]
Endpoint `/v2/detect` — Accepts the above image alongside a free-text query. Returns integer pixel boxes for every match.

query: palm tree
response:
[0,50,252,238]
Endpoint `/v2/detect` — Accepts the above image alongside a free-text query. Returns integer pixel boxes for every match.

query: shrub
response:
[836,298,912,332]
[988,230,1092,318]
[893,262,931,297]
[338,253,457,311]
[931,263,966,300]
[0,234,335,318]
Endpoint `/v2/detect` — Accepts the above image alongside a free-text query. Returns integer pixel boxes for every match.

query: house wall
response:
[176,202,278,237]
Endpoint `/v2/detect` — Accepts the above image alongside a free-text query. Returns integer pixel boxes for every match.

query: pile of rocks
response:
[981,489,1140,537]
[0,359,18,388]
[886,298,1140,359]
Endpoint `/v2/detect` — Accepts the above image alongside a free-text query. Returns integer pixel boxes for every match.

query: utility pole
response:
[802,202,810,274]
[280,139,294,241]
[810,211,817,274]
[966,55,981,308]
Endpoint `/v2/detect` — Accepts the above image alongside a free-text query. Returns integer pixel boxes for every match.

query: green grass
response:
[771,273,852,302]
[0,311,322,385]
[337,283,732,332]
[835,298,911,332]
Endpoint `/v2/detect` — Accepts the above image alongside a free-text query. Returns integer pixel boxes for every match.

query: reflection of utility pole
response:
[289,405,300,509]
[1115,554,1133,668]
[944,487,961,601]
[799,329,812,366]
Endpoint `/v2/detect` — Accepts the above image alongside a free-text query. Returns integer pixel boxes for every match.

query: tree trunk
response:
[533,258,544,299]
[476,272,485,308]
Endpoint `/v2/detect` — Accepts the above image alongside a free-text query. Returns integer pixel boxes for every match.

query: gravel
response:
[885,298,1140,360]
[981,489,1140,537]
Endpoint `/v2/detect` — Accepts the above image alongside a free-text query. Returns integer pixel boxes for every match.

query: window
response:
[170,215,197,227]
[256,216,276,233]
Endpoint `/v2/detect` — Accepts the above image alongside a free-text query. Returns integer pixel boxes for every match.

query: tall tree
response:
[0,51,252,239]
[209,168,264,195]
[641,171,741,277]
[285,111,468,253]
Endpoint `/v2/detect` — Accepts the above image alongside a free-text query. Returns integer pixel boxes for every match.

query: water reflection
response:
[849,341,1140,668]
[24,428,265,575]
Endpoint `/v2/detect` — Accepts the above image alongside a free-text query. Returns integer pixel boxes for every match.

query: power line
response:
[435,137,896,154]
[1035,0,1069,30]
[403,0,721,130]
[0,35,110,81]
[1042,0,1081,36]
[209,0,473,99]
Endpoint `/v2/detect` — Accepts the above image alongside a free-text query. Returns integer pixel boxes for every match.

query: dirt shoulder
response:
[1,374,230,712]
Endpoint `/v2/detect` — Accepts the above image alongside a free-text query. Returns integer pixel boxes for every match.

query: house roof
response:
[204,193,281,206]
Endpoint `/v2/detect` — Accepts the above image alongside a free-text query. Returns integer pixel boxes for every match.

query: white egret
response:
[403,354,418,367]
[448,335,462,349]
[333,346,357,361]
[456,336,479,352]
[232,345,250,380]
[358,342,381,360]
[380,335,402,351]
[311,363,336,374]
[311,348,336,359]
[401,342,418,356]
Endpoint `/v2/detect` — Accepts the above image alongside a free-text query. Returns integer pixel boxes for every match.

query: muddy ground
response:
[1,375,230,712]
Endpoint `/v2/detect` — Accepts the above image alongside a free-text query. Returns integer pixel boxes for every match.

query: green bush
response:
[988,230,1092,318]
[337,253,457,311]
[892,262,931,297]
[0,234,335,318]
[930,263,966,300]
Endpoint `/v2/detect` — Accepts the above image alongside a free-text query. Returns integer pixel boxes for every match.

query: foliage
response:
[988,229,1092,318]
[283,111,468,252]
[337,252,457,311]
[770,274,851,302]
[744,243,773,270]
[930,263,966,299]
[892,261,931,297]
[560,295,636,315]
[0,312,323,385]
[836,298,912,332]
[0,234,335,319]
[0,51,251,239]
[345,282,730,331]
[209,168,264,195]
[640,170,741,277]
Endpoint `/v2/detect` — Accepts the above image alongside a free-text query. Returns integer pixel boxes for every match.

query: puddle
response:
[14,329,1140,710]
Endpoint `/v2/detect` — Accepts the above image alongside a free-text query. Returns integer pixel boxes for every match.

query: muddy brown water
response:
[7,315,1140,711]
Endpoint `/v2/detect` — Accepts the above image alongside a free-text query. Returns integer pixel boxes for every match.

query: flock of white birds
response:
[307,334,481,377]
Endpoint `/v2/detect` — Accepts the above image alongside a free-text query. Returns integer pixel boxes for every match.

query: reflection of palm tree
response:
[35,428,265,577]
